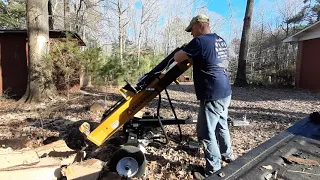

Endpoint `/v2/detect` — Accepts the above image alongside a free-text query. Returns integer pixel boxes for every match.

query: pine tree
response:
[0,0,26,28]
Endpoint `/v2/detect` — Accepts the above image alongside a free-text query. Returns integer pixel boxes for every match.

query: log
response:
[0,154,86,180]
[0,140,78,170]
[34,140,76,158]
[61,159,104,180]
[0,166,61,180]
[0,150,40,169]
[0,157,62,179]
[0,140,89,179]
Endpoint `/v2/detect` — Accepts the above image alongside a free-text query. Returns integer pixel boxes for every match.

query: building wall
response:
[296,42,303,88]
[0,40,2,95]
[299,38,320,90]
[0,34,28,98]
[0,31,85,99]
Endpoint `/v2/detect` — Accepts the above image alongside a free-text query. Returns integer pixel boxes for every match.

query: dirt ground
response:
[0,82,319,179]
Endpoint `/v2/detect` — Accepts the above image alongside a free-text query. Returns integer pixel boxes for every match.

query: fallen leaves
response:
[218,172,226,177]
[0,83,320,179]
[264,170,279,180]
[265,173,273,180]
[262,165,273,170]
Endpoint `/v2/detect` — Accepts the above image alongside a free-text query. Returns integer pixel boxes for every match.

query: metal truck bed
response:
[207,112,320,180]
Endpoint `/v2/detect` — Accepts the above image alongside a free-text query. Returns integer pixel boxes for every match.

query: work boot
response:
[193,171,208,180]
[192,166,209,180]
[222,154,235,163]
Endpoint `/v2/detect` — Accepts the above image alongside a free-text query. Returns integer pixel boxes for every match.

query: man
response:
[174,14,234,179]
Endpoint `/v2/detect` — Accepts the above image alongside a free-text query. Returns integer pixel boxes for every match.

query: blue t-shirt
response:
[183,33,232,100]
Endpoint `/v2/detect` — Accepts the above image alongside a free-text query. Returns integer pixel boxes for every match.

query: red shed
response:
[283,21,320,90]
[0,30,85,98]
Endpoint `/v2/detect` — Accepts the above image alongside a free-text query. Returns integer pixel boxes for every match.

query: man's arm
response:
[175,38,200,63]
[174,50,191,63]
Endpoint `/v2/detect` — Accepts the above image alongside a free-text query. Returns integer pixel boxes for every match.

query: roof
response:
[0,29,86,46]
[283,21,320,43]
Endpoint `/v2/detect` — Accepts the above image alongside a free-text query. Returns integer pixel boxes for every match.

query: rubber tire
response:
[108,145,147,178]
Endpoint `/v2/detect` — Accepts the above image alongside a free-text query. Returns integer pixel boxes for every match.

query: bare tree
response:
[21,0,53,103]
[74,0,85,33]
[249,1,270,75]
[160,0,195,54]
[104,0,135,65]
[64,0,67,29]
[234,0,254,87]
[276,0,304,36]
[136,0,158,65]
[118,0,124,64]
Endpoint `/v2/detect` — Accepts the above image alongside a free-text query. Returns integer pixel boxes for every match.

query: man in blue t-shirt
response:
[174,14,234,179]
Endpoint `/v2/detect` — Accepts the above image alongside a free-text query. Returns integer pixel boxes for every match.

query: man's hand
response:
[174,50,191,63]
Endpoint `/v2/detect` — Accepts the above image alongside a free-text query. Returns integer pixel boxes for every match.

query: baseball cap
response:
[185,14,210,32]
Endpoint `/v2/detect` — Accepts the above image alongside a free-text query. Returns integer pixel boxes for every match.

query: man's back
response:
[183,33,232,100]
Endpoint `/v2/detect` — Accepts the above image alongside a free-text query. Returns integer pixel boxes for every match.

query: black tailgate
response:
[207,112,320,180]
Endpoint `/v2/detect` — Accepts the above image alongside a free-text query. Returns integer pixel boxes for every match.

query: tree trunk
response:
[152,21,158,57]
[119,22,123,65]
[20,0,53,103]
[63,0,67,29]
[118,0,123,66]
[48,0,54,30]
[144,24,149,47]
[137,6,144,66]
[137,32,142,66]
[274,45,280,70]
[75,0,84,33]
[234,0,254,87]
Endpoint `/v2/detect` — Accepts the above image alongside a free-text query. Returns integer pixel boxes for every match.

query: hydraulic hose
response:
[155,89,170,145]
[164,88,183,143]
[154,87,183,145]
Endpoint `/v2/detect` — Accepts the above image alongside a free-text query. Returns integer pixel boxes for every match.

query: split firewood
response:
[34,140,76,158]
[0,150,40,169]
[0,166,61,180]
[0,140,80,170]
[61,158,105,180]
[0,157,62,179]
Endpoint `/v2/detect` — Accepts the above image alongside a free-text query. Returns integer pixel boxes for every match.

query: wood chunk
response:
[34,140,75,158]
[0,166,61,180]
[0,157,62,180]
[0,150,40,169]
[61,159,104,180]
[89,103,105,113]
[134,111,144,118]
[283,156,320,166]
[2,157,61,171]
[0,140,79,170]
[0,153,85,179]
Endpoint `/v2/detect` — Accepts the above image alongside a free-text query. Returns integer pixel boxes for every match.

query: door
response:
[1,34,28,98]
[300,38,320,90]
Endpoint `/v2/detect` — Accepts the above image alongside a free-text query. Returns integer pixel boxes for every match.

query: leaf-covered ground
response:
[0,82,319,179]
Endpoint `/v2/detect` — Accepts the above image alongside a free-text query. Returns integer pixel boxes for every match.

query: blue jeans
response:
[197,95,233,174]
